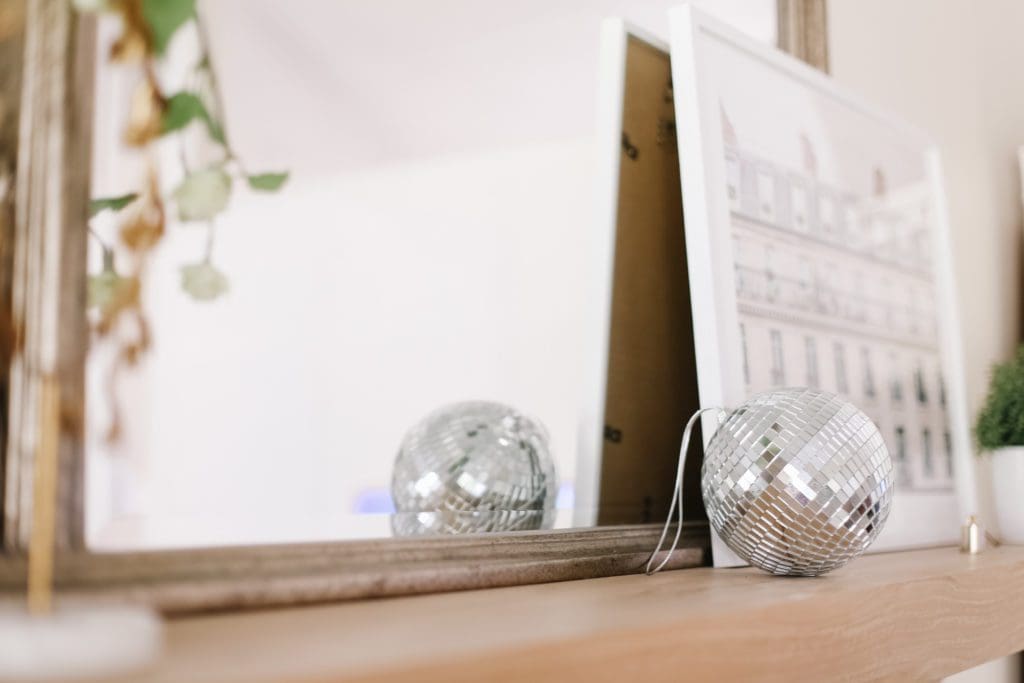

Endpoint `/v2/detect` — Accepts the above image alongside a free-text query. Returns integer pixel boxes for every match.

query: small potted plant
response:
[975,345,1024,543]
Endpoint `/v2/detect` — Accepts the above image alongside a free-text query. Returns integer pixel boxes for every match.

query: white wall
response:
[828,2,1024,680]
[829,0,1024,443]
[200,0,776,176]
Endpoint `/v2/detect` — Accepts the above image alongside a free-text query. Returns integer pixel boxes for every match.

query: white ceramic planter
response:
[990,446,1024,544]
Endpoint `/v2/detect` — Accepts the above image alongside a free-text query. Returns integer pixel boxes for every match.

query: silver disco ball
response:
[390,401,557,537]
[703,388,893,576]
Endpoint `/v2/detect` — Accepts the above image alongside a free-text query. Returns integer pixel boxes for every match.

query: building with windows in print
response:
[722,108,953,494]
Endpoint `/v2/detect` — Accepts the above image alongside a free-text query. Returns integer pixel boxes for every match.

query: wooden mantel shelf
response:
[124,546,1024,683]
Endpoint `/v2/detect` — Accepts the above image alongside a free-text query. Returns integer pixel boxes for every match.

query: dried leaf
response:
[110,26,149,62]
[92,168,161,446]
[120,210,165,251]
[120,178,166,251]
[124,78,165,147]
[109,0,151,62]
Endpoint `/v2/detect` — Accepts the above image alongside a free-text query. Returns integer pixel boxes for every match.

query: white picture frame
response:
[668,4,976,565]
[576,19,674,527]
[575,18,635,527]
[578,20,710,530]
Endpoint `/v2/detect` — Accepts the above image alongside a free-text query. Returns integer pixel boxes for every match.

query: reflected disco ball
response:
[703,389,893,576]
[390,401,557,537]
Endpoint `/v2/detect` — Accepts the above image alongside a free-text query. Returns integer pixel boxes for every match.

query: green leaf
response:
[247,172,289,192]
[161,92,227,145]
[161,92,206,134]
[89,193,139,217]
[205,116,226,145]
[141,0,196,55]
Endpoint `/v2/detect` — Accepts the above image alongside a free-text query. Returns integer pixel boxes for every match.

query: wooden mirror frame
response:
[0,0,826,613]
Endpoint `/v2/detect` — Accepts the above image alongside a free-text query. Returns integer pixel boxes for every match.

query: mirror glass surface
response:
[85,0,775,550]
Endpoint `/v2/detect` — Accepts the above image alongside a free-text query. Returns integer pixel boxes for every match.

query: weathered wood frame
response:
[777,0,829,71]
[2,0,90,555]
[0,0,825,613]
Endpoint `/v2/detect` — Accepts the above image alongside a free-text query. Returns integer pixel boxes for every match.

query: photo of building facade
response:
[722,109,953,494]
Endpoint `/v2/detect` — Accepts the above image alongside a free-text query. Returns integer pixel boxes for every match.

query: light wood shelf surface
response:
[123,545,1024,683]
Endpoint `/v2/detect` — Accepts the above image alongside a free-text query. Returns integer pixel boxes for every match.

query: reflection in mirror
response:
[84,1,777,550]
[390,401,556,536]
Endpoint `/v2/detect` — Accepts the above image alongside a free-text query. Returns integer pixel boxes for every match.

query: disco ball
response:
[703,388,893,576]
[390,401,557,537]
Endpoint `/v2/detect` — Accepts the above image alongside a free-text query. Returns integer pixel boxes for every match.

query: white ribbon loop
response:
[644,407,727,576]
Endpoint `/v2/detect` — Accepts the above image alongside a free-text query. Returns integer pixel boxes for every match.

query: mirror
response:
[83,1,778,551]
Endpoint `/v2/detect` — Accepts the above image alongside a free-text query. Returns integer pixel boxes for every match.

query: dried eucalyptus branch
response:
[74,0,290,441]
[79,0,289,309]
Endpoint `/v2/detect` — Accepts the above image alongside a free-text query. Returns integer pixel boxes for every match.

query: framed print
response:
[668,4,975,565]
